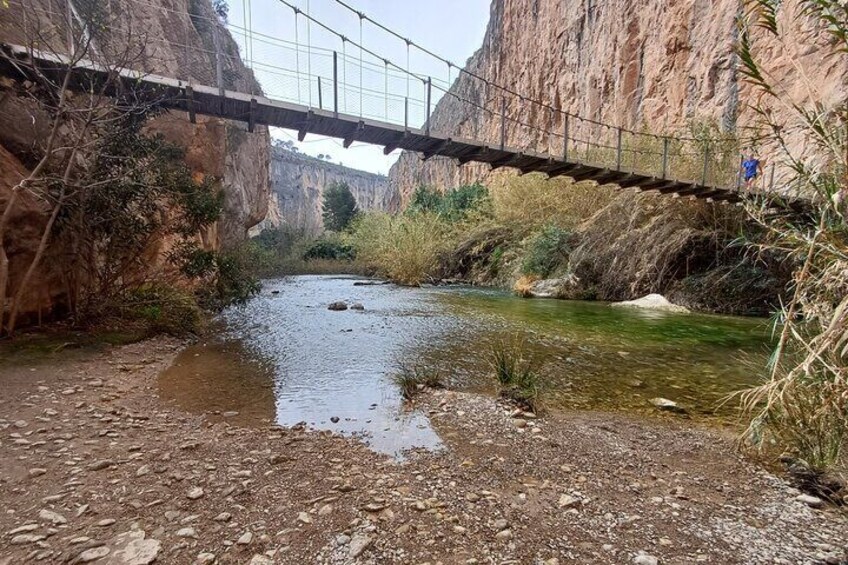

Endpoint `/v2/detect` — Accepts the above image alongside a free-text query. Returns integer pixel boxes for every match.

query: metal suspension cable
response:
[271,0,574,144]
[306,0,311,106]
[293,6,301,101]
[327,0,738,144]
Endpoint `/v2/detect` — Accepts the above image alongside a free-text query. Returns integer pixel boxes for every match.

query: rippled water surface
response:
[159,275,773,456]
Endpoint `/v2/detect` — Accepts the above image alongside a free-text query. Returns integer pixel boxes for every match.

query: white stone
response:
[612,293,689,313]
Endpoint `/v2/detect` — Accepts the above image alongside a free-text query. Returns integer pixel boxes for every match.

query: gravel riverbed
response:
[0,337,845,564]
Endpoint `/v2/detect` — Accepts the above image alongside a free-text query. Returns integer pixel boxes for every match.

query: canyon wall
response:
[0,0,269,323]
[389,0,847,203]
[260,148,394,236]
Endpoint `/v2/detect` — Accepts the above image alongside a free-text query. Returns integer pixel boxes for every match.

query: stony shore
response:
[0,337,846,564]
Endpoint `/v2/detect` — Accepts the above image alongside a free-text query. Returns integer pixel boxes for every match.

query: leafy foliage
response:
[734,0,848,478]
[322,181,359,232]
[302,236,356,261]
[521,225,572,278]
[407,183,490,221]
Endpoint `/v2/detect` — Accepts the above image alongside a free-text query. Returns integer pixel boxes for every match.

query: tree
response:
[322,181,359,232]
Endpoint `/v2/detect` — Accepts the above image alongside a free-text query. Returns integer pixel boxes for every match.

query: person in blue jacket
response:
[741,151,764,190]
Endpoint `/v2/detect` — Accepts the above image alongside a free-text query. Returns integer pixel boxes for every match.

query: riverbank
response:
[1,337,845,564]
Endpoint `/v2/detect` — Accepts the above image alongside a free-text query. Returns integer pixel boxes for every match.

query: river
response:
[159,275,772,457]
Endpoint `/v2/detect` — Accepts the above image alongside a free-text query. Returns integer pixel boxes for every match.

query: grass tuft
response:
[393,362,445,400]
[487,340,542,412]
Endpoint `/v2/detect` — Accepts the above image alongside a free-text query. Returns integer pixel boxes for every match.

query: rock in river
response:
[649,397,688,415]
[612,293,689,313]
[328,301,348,311]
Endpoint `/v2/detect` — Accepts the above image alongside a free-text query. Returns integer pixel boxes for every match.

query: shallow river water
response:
[159,275,773,457]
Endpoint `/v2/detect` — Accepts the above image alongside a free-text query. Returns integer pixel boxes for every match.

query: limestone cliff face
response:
[0,0,269,323]
[389,0,846,202]
[262,148,394,236]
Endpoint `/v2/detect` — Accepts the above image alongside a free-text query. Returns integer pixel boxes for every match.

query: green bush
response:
[302,236,356,261]
[172,244,260,309]
[521,225,572,278]
[407,183,490,221]
[121,284,204,336]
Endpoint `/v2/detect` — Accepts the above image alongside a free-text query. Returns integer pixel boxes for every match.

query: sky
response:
[225,0,492,174]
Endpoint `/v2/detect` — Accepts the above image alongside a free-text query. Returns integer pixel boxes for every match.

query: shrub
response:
[489,173,614,231]
[302,236,356,261]
[521,224,572,278]
[348,212,451,285]
[120,284,204,335]
[407,183,490,221]
[487,340,542,412]
[172,244,260,309]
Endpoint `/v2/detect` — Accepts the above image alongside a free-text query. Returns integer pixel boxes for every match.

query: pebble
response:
[796,494,824,509]
[493,518,509,531]
[196,553,216,565]
[558,494,581,508]
[38,509,67,525]
[248,556,273,565]
[177,527,197,538]
[633,552,659,565]
[318,504,333,516]
[10,533,46,545]
[349,533,373,558]
[77,546,110,562]
[495,529,513,540]
[237,531,253,545]
[96,519,116,527]
[297,511,313,524]
[28,468,47,478]
[213,512,232,522]
[186,487,204,500]
[7,524,39,535]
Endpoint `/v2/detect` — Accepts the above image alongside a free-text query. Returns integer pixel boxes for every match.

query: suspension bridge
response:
[1,0,789,205]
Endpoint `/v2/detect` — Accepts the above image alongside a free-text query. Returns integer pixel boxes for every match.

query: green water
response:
[159,276,773,456]
[417,288,773,419]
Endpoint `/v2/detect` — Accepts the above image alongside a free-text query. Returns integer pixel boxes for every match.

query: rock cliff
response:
[389,0,846,203]
[261,148,394,236]
[0,0,269,323]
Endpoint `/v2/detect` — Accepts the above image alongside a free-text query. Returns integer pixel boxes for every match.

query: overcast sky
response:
[225,0,491,174]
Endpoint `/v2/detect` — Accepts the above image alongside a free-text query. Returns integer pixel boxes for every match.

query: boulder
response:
[612,294,689,313]
[520,275,581,299]
[327,301,348,311]
[350,303,365,310]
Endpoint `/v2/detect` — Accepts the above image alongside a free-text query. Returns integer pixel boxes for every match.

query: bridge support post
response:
[425,77,432,136]
[616,127,623,170]
[333,51,339,118]
[500,96,506,151]
[661,137,669,179]
[404,97,409,131]
[318,77,323,110]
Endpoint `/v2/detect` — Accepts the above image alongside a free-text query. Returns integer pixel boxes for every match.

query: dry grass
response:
[347,212,452,286]
[513,275,539,297]
[489,173,615,232]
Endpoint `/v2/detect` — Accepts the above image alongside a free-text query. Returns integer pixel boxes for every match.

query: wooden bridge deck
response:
[0,44,757,204]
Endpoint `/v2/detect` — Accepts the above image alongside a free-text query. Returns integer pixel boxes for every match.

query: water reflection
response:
[159,275,772,456]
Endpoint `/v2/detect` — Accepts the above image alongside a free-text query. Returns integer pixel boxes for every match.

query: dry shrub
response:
[347,212,451,285]
[567,191,746,300]
[513,275,539,297]
[489,173,615,231]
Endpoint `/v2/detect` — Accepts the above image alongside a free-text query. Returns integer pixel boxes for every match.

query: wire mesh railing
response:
[3,0,782,194]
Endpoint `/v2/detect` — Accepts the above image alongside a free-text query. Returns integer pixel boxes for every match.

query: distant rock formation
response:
[259,147,396,236]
